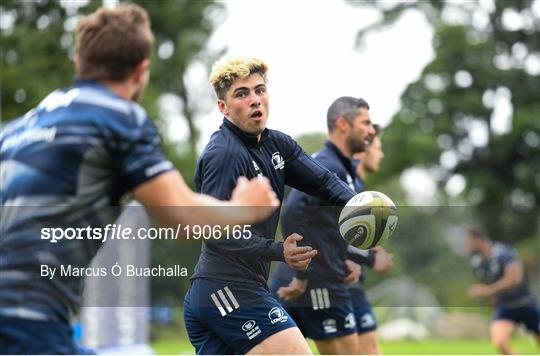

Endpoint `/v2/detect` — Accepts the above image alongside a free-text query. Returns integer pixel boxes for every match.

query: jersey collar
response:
[221,117,269,148]
[324,140,356,178]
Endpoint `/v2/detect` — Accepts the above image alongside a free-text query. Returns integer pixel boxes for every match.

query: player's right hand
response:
[344,259,362,285]
[284,233,317,271]
[230,177,279,223]
[277,277,308,301]
[372,246,393,273]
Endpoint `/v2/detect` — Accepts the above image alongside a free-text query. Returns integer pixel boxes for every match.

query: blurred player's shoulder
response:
[492,242,518,262]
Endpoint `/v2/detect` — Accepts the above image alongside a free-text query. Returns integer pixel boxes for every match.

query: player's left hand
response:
[277,277,308,301]
[284,233,318,271]
[467,283,493,298]
[344,259,361,285]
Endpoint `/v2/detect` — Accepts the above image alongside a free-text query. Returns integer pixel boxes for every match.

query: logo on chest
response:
[271,152,285,170]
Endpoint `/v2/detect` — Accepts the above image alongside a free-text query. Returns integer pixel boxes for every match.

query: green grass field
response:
[151,338,539,355]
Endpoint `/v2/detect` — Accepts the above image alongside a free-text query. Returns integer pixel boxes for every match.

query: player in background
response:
[466,226,540,355]
[0,5,277,354]
[348,127,393,355]
[183,59,361,355]
[270,115,392,354]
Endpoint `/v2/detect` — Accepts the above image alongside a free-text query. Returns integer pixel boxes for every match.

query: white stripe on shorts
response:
[210,293,227,316]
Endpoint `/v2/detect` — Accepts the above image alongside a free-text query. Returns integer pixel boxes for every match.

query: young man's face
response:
[218,74,269,137]
[363,136,384,173]
[345,107,376,154]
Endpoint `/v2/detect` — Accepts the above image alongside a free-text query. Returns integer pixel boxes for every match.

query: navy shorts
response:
[288,305,357,340]
[184,278,297,354]
[494,304,540,335]
[278,286,357,341]
[349,287,377,334]
[0,315,95,355]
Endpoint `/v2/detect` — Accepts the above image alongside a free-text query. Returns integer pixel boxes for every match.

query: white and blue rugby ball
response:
[338,191,398,249]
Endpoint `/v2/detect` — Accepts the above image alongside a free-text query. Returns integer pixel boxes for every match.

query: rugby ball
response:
[338,191,398,249]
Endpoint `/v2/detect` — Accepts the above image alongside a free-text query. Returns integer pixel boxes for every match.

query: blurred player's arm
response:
[468,261,523,298]
[346,245,375,267]
[134,170,278,228]
[346,245,393,273]
[117,110,278,228]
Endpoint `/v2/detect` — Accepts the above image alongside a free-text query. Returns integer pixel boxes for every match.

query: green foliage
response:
[131,0,225,157]
[295,132,326,155]
[1,1,98,119]
[350,0,540,243]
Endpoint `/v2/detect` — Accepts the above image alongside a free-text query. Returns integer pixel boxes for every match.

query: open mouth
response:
[251,110,263,119]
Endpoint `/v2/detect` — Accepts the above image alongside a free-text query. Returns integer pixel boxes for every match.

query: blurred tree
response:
[131,0,225,187]
[1,1,99,120]
[295,132,326,155]
[349,0,540,243]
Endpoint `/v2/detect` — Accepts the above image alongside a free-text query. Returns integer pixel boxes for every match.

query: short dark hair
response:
[373,123,381,135]
[327,97,370,133]
[75,4,154,82]
[468,225,489,241]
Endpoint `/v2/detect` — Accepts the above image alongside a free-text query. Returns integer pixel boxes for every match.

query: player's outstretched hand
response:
[372,246,393,273]
[277,277,308,301]
[467,283,492,298]
[284,233,317,271]
[344,259,362,285]
[230,177,279,223]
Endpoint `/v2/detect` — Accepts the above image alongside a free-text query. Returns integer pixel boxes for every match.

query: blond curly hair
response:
[209,57,268,99]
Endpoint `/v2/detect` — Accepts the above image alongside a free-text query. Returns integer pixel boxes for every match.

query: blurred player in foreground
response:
[466,226,540,355]
[0,5,277,354]
[183,59,360,355]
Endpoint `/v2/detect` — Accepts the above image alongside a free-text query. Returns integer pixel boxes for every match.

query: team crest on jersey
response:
[268,307,288,324]
[271,152,285,170]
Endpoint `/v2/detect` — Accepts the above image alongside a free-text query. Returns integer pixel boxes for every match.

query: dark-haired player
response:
[466,226,540,354]
[269,97,384,354]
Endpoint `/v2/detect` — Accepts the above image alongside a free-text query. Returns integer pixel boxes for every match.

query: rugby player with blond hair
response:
[183,58,358,354]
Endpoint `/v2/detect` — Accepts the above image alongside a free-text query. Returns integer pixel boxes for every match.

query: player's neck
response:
[328,137,352,159]
[357,165,367,181]
[482,243,492,257]
[102,80,136,101]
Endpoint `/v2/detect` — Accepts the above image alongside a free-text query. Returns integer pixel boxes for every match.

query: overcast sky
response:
[164,0,434,148]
